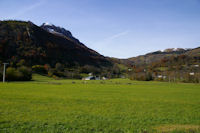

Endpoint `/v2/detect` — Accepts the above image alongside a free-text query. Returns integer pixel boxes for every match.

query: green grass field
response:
[0,74,200,133]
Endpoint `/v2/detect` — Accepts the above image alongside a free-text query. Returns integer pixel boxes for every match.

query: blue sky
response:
[1,0,200,58]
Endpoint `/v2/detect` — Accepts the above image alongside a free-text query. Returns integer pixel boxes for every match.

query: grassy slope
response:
[0,75,200,133]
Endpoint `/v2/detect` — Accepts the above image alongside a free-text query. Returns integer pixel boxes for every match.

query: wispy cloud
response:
[94,30,130,45]
[9,0,46,18]
[107,31,130,41]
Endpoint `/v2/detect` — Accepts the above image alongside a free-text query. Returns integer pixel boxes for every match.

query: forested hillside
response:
[0,20,116,81]
[126,48,200,83]
[0,20,111,67]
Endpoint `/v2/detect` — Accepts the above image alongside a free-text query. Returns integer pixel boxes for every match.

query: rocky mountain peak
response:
[41,23,83,45]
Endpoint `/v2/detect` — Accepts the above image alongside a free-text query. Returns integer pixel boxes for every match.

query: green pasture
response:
[0,75,200,133]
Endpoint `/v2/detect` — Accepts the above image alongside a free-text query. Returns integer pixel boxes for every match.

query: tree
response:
[6,67,21,81]
[44,64,51,71]
[32,65,46,74]
[6,66,32,81]
[17,59,25,67]
[18,66,32,81]
[55,63,63,71]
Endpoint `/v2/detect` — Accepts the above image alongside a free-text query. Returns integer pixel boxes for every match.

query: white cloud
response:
[94,30,130,45]
[107,31,130,41]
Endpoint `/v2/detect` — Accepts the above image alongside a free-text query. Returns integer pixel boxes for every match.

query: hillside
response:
[0,20,199,82]
[125,47,200,82]
[127,48,200,66]
[0,20,112,67]
[185,47,200,56]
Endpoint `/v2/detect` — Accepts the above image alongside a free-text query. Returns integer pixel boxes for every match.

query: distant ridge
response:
[127,47,200,66]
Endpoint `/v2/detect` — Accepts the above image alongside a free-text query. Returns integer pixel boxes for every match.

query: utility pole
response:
[3,63,9,83]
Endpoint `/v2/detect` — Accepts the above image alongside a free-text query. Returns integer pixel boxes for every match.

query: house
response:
[102,77,107,80]
[95,77,101,80]
[88,73,93,76]
[82,76,96,80]
[128,68,132,72]
[82,76,104,80]
[189,72,195,76]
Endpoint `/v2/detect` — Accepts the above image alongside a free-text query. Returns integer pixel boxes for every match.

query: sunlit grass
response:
[0,75,200,132]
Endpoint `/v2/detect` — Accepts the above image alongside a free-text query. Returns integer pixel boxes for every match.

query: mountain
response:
[127,47,200,66]
[125,47,200,82]
[0,20,199,80]
[41,23,84,46]
[185,47,200,56]
[0,20,112,67]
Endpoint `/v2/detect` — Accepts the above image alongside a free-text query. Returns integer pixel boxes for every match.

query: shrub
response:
[55,63,64,71]
[6,67,32,81]
[18,66,32,81]
[130,72,153,81]
[6,67,21,81]
[32,65,47,74]
[16,59,25,67]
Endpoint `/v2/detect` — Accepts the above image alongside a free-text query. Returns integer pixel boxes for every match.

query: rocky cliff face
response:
[41,23,84,46]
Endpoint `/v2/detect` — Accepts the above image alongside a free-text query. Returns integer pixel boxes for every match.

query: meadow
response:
[0,75,200,133]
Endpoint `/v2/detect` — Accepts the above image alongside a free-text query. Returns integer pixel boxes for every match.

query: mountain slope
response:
[41,23,84,46]
[0,20,112,67]
[127,48,200,66]
[185,47,200,56]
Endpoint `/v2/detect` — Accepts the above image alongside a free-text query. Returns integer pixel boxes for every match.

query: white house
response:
[189,72,195,76]
[102,77,107,80]
[82,76,96,80]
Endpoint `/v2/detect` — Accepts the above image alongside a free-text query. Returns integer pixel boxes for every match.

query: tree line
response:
[0,59,126,81]
[128,55,200,83]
